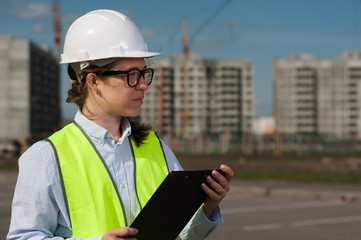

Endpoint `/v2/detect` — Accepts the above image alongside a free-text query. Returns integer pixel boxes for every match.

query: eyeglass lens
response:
[128,69,153,87]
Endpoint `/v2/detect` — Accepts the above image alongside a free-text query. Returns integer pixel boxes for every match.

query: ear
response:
[85,73,98,92]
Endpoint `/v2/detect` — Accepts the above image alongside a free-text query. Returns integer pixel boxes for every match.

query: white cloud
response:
[142,28,157,38]
[141,27,163,39]
[32,23,46,33]
[15,3,50,19]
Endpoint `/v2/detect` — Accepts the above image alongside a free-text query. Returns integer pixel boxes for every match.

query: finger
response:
[211,167,232,192]
[114,227,138,237]
[211,170,228,187]
[206,175,227,197]
[220,164,234,181]
[202,182,223,202]
[211,170,231,193]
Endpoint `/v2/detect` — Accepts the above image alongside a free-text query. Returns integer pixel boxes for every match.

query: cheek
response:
[103,81,127,98]
[105,88,128,103]
[102,85,133,108]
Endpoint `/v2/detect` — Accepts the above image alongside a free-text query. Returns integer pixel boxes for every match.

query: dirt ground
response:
[0,157,18,170]
[2,153,361,176]
[176,153,361,175]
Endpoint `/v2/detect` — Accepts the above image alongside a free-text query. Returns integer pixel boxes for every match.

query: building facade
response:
[0,35,60,141]
[274,51,361,139]
[141,54,253,141]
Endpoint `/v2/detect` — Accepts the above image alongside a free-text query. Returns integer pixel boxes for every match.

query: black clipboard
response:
[130,169,223,240]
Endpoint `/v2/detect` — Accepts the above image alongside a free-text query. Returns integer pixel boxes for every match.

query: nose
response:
[135,75,148,91]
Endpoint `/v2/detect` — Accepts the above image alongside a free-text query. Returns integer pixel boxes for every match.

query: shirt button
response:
[115,150,119,154]
[98,139,103,144]
[120,183,125,188]
[106,133,111,138]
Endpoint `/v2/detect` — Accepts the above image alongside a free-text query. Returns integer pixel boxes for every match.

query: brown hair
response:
[66,63,114,107]
[128,118,152,147]
[66,62,151,146]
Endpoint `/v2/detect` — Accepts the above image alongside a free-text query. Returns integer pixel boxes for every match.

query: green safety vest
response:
[46,122,169,238]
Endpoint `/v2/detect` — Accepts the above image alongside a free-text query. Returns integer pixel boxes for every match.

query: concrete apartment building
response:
[141,54,253,140]
[274,51,361,139]
[0,35,60,141]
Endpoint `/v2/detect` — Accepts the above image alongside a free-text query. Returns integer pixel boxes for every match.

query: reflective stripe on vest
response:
[46,122,169,238]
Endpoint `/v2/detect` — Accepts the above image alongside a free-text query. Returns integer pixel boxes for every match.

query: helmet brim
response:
[60,51,160,64]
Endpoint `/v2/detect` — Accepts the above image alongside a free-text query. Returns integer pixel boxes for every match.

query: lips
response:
[132,96,144,104]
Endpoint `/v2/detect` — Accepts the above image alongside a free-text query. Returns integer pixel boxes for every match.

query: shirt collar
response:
[74,109,132,144]
[120,117,132,144]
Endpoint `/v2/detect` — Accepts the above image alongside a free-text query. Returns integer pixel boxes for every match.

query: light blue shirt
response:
[7,110,222,240]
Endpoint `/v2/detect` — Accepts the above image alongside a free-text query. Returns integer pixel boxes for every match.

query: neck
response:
[82,101,122,143]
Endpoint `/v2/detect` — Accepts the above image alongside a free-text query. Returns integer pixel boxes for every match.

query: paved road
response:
[0,171,16,240]
[209,179,361,240]
[209,189,361,240]
[1,170,361,239]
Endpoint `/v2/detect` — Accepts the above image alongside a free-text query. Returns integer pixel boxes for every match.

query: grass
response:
[0,165,17,171]
[234,171,361,184]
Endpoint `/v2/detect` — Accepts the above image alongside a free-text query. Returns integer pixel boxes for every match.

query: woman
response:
[7,9,233,240]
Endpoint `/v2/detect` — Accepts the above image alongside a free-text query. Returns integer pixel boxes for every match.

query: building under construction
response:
[0,35,60,142]
[142,53,253,150]
[274,51,361,140]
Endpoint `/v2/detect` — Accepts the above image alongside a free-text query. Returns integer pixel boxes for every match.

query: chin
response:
[119,107,141,117]
[125,111,141,118]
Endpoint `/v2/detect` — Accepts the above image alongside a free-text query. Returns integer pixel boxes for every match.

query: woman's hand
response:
[102,227,138,240]
[201,164,234,219]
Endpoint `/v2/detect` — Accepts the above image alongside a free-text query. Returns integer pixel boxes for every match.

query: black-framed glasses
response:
[98,68,154,87]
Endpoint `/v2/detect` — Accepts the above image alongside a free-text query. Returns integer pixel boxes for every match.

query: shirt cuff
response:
[178,205,223,239]
[200,205,223,224]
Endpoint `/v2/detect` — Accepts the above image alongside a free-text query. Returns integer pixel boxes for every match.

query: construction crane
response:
[52,0,62,128]
[52,0,61,61]
[180,0,231,138]
[181,17,190,132]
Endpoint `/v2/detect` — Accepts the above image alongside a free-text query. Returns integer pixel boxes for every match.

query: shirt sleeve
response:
[6,141,101,240]
[177,205,223,240]
[160,139,224,239]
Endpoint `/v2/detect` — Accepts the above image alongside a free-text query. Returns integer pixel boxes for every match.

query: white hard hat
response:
[60,9,160,64]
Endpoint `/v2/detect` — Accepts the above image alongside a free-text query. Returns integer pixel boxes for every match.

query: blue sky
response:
[1,0,361,120]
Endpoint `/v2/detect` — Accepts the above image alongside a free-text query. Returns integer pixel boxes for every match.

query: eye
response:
[128,70,139,78]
